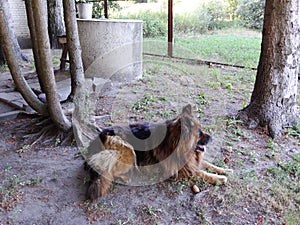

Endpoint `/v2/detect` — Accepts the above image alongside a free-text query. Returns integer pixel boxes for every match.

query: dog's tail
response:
[87,150,119,198]
[87,171,113,201]
[99,171,113,196]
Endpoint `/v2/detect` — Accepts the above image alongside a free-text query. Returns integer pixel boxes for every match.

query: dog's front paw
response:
[216,175,227,185]
[121,176,131,184]
[117,175,131,184]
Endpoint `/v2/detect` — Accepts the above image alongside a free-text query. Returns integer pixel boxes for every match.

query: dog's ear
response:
[182,104,192,115]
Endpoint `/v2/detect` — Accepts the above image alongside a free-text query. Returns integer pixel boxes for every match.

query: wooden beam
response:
[168,0,173,57]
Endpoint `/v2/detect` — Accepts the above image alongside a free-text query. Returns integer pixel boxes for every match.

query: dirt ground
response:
[0,56,299,225]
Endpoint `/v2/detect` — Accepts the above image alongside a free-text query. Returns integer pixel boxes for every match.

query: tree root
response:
[236,107,283,139]
[18,116,74,147]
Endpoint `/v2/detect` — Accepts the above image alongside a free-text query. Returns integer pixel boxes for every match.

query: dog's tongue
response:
[195,144,206,152]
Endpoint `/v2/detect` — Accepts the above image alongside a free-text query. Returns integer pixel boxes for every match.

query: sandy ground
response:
[0,56,299,224]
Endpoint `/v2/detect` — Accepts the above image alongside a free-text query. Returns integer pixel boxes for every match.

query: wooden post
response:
[168,0,173,57]
[104,0,108,19]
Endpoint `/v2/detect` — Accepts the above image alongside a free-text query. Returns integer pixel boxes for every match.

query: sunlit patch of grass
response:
[144,32,261,69]
[175,34,261,68]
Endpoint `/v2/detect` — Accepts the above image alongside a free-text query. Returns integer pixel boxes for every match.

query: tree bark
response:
[0,0,48,115]
[31,0,71,131]
[24,0,45,92]
[0,43,5,66]
[63,0,85,100]
[48,0,65,49]
[3,0,30,62]
[238,0,300,138]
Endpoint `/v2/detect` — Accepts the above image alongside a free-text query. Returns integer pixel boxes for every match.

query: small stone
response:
[192,185,200,194]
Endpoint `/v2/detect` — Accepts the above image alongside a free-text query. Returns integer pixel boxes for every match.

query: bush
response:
[114,0,236,37]
[119,10,167,37]
[204,0,230,29]
[174,12,210,34]
[93,1,121,18]
[236,0,265,30]
[174,0,233,34]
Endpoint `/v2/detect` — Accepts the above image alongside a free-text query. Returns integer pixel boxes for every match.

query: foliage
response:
[112,0,266,35]
[175,0,233,34]
[226,0,239,20]
[203,0,230,29]
[236,0,265,30]
[111,0,243,36]
[92,1,121,18]
[286,122,300,137]
[118,10,167,37]
[174,11,210,34]
[0,63,9,72]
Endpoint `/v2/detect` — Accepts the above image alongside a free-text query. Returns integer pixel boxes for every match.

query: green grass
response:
[0,63,9,72]
[144,32,262,69]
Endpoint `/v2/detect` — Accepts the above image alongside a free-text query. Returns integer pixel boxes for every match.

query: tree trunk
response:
[63,0,85,100]
[31,0,71,131]
[24,0,45,92]
[48,0,65,49]
[0,43,5,66]
[238,0,300,138]
[0,0,48,115]
[4,0,30,62]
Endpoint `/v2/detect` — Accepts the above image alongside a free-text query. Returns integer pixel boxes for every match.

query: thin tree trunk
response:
[0,43,5,66]
[238,0,299,138]
[31,0,71,131]
[5,0,30,62]
[24,0,45,92]
[48,0,65,49]
[0,0,48,115]
[63,0,85,100]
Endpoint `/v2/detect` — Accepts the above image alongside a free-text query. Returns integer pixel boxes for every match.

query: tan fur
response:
[178,151,232,184]
[87,135,137,198]
[86,105,233,200]
[171,106,233,184]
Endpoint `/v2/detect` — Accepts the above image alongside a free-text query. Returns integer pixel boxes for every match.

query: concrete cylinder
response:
[77,19,143,83]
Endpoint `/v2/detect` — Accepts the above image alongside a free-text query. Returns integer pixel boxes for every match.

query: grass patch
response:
[0,63,9,72]
[144,32,261,68]
[285,122,300,138]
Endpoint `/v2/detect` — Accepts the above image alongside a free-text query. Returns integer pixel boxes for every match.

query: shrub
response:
[114,0,235,36]
[93,1,121,18]
[174,12,210,34]
[204,0,230,29]
[236,0,265,30]
[119,10,167,37]
[174,0,233,34]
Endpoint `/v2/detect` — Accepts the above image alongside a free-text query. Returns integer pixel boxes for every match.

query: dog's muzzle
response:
[195,133,211,152]
[195,144,206,152]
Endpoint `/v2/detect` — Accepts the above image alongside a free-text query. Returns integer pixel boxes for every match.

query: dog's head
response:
[180,104,212,153]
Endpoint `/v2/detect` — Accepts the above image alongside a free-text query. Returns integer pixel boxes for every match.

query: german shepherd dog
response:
[85,104,232,200]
